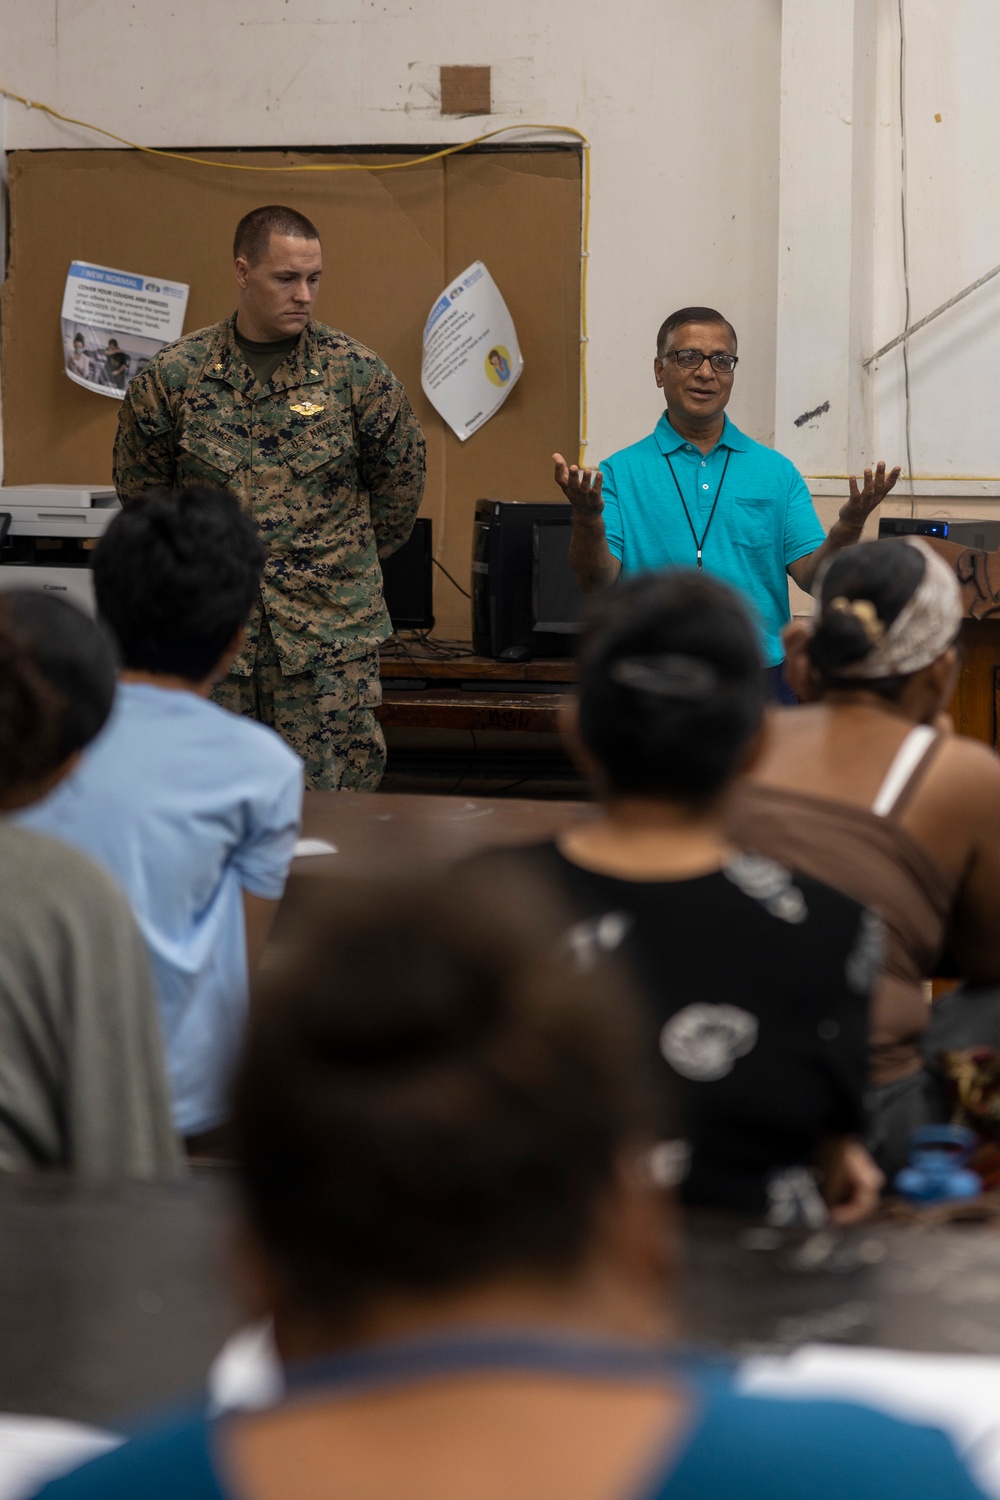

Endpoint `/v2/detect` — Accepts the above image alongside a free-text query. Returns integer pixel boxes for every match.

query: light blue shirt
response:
[16,683,303,1135]
[600,412,825,667]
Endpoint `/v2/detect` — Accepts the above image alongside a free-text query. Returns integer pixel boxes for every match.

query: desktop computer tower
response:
[472,499,579,659]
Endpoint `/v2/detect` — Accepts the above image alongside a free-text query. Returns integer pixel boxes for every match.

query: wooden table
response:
[3,1175,1000,1425]
[292,788,591,880]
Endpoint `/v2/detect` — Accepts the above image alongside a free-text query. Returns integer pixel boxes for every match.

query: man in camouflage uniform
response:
[113,203,425,791]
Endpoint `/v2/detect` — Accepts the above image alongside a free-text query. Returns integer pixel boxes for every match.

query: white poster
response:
[421,261,522,441]
[61,260,189,399]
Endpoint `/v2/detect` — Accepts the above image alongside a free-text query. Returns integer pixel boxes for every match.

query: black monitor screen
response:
[381,517,434,631]
[533,517,586,633]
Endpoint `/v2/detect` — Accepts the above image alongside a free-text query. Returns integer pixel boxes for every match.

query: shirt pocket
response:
[730,496,778,554]
[285,416,355,480]
[176,428,248,485]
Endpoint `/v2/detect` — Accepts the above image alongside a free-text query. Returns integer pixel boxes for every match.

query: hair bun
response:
[609,653,718,702]
[809,598,878,673]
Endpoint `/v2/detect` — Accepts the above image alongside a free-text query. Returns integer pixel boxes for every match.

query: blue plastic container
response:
[894,1124,982,1204]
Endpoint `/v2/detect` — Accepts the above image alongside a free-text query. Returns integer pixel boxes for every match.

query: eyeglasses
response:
[661,348,739,373]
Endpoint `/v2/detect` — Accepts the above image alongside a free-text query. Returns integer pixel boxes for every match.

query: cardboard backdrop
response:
[1,147,581,638]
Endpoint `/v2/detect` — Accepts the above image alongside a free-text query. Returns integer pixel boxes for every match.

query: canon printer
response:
[0,486,121,614]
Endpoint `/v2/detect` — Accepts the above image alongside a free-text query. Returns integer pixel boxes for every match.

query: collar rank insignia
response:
[289,400,325,417]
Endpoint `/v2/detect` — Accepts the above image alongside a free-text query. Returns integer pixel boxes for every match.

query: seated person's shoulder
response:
[673,1386,986,1498]
[32,1411,219,1500]
[935,730,1000,785]
[0,824,130,918]
[919,733,1000,833]
[0,828,144,990]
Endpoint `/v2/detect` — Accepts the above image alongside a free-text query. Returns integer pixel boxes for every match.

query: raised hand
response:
[842,460,902,529]
[553,452,604,518]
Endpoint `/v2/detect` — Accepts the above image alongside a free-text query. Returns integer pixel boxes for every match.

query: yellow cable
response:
[1,88,591,463]
[807,475,1000,483]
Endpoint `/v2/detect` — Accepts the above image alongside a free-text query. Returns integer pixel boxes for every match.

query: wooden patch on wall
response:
[440,66,491,116]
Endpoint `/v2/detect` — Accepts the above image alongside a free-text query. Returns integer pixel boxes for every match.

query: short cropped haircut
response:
[656,306,738,357]
[233,205,321,265]
[577,572,765,804]
[1,592,117,772]
[93,488,265,682]
[231,869,665,1325]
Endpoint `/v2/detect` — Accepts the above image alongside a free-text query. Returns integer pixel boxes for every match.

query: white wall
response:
[775,0,1000,508]
[871,0,1000,495]
[0,0,783,477]
[7,0,1000,506]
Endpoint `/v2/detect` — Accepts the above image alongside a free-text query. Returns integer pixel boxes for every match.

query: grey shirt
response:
[0,823,182,1177]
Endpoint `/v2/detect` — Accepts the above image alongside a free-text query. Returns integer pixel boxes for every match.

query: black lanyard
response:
[664,446,732,570]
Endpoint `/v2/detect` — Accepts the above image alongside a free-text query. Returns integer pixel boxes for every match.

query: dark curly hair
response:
[94,487,265,682]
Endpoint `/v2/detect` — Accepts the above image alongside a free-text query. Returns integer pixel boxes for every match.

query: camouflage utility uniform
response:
[113,314,425,790]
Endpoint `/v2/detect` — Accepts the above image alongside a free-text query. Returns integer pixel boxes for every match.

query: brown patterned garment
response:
[113,313,426,676]
[728,782,955,1088]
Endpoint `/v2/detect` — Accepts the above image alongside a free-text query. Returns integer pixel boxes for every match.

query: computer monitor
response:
[472,499,572,658]
[533,516,586,634]
[380,516,434,632]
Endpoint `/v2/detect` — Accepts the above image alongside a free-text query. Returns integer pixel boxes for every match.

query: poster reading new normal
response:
[421,262,522,440]
[61,261,189,399]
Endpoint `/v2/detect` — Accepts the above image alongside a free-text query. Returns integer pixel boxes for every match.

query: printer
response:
[0,486,121,615]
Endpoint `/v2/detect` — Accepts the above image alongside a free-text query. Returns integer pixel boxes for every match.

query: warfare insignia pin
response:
[289,401,325,416]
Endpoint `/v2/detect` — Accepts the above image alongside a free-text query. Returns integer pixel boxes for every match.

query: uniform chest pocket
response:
[176,428,248,481]
[730,496,777,553]
[285,417,355,479]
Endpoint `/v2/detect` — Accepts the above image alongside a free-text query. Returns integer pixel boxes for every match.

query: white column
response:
[774,0,878,487]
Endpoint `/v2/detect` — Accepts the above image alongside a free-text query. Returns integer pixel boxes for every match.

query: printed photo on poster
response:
[61,262,189,399]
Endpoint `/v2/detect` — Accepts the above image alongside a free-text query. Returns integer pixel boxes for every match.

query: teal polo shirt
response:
[599,412,825,667]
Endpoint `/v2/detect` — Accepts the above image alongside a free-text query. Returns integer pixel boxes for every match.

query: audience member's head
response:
[93,487,265,684]
[0,592,117,808]
[573,572,765,806]
[807,538,962,703]
[231,871,669,1340]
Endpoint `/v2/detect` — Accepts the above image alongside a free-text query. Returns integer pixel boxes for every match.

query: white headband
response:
[817,537,962,679]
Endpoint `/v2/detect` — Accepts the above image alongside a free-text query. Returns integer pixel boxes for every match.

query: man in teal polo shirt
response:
[553,306,900,697]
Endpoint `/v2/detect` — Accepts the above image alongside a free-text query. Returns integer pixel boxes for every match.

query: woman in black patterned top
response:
[471,573,884,1220]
